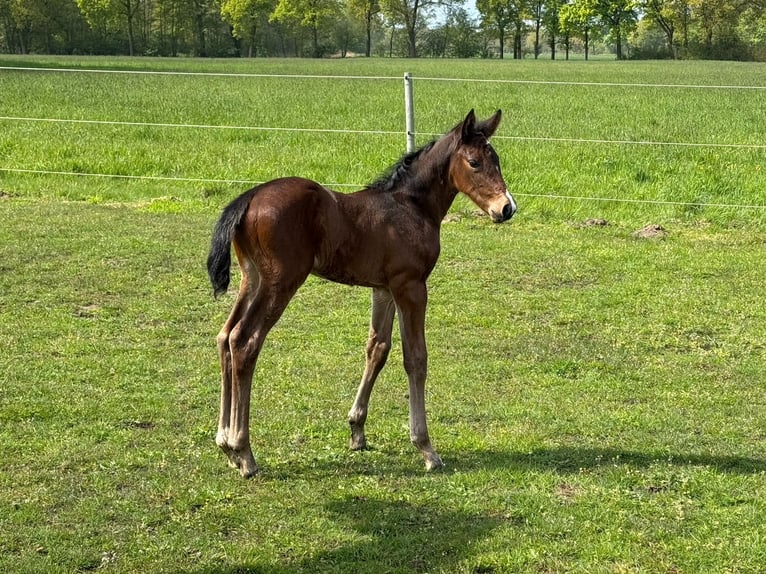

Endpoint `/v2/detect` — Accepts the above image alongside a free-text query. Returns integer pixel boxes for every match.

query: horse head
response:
[449,109,516,223]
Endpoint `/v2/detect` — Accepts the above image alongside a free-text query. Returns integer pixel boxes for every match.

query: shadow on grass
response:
[214,442,766,485]
[454,445,766,475]
[188,496,501,574]
[248,442,766,481]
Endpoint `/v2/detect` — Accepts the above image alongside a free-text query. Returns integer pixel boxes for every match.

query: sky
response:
[433,1,481,25]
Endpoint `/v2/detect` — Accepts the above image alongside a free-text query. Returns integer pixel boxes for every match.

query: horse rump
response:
[207,188,256,298]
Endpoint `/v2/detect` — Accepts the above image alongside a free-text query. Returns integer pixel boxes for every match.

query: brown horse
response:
[207,110,516,477]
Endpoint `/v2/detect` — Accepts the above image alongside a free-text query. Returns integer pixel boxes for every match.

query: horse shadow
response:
[184,445,765,574]
[189,495,501,574]
[452,444,766,475]
[262,442,766,479]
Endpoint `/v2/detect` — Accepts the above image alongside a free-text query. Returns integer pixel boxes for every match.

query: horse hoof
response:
[349,435,367,451]
[425,454,444,472]
[239,462,259,479]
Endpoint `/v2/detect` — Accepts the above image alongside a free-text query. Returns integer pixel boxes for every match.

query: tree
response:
[444,6,481,56]
[476,0,527,58]
[595,0,637,58]
[0,0,85,53]
[333,7,365,55]
[77,0,142,55]
[348,0,380,56]
[737,3,766,59]
[544,0,565,58]
[2,0,38,53]
[476,0,512,58]
[559,0,598,59]
[641,0,689,58]
[271,0,339,56]
[530,0,543,57]
[221,0,276,56]
[382,0,449,57]
[152,0,187,55]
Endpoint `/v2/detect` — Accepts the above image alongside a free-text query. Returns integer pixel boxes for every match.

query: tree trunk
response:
[407,25,417,57]
[534,23,540,58]
[406,0,419,57]
[126,0,135,56]
[365,10,372,56]
[550,31,555,60]
[127,21,134,55]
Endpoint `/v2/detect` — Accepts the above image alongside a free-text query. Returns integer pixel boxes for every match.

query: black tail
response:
[207,189,257,298]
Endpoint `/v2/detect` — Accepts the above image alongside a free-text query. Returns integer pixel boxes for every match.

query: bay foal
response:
[207,110,516,477]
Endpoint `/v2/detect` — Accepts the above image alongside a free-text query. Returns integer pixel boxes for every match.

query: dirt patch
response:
[74,303,103,318]
[121,420,156,430]
[633,224,667,239]
[554,482,580,504]
[581,218,609,227]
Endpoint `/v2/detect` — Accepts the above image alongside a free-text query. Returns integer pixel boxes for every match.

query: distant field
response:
[1,57,766,573]
[1,56,765,226]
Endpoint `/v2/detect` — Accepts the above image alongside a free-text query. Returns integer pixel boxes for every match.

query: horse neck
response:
[405,137,459,224]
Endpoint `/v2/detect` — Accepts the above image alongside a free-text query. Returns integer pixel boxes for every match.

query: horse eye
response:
[468,159,481,169]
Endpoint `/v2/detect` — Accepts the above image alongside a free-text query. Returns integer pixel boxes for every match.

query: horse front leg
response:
[394,281,444,471]
[349,288,396,450]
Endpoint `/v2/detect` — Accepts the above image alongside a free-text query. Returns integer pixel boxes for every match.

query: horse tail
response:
[207,189,256,298]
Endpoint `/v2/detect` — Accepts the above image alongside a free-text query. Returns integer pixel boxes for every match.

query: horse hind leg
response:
[223,276,306,478]
[215,270,260,470]
[349,288,396,450]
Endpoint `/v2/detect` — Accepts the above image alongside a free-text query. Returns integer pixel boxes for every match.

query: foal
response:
[207,110,516,477]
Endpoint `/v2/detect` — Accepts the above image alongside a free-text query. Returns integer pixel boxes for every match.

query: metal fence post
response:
[404,72,415,153]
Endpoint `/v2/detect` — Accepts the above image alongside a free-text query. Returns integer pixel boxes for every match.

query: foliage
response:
[220,0,277,57]
[270,0,341,56]
[476,0,528,59]
[3,0,766,58]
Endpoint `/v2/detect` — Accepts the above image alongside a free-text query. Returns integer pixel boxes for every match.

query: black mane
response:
[367,140,436,193]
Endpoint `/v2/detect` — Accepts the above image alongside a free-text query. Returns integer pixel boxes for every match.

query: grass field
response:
[1,57,766,573]
[2,56,766,225]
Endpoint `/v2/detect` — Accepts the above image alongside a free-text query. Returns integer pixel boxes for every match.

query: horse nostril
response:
[502,202,514,221]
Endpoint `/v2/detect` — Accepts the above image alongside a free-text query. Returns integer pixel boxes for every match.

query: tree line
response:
[2,0,766,60]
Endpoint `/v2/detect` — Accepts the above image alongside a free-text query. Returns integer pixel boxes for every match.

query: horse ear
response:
[477,109,502,139]
[461,109,477,142]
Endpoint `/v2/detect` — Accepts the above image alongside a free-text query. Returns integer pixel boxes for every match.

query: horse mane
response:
[366,139,442,193]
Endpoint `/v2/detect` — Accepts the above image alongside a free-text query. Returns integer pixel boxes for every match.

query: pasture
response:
[1,57,765,573]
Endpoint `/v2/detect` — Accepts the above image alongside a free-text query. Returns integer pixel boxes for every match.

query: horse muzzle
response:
[489,191,517,223]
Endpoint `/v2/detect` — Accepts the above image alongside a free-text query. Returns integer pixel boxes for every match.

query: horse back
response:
[230,177,439,290]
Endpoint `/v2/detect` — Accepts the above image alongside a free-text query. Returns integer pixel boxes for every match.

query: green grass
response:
[1,57,766,572]
[2,199,766,573]
[1,56,766,226]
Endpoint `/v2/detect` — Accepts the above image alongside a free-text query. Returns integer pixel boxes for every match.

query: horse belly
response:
[311,248,386,288]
